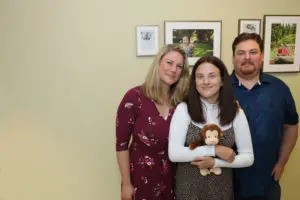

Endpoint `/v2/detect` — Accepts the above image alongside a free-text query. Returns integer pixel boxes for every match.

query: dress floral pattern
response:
[116,86,176,200]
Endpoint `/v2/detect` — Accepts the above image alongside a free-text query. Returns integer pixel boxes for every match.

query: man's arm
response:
[272,124,298,180]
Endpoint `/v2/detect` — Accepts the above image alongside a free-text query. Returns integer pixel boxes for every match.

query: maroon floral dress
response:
[116,86,176,200]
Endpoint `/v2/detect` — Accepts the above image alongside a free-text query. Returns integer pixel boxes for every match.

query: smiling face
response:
[158,51,184,87]
[195,62,222,104]
[233,39,264,79]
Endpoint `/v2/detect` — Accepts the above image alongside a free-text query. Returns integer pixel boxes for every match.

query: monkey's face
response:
[204,130,219,145]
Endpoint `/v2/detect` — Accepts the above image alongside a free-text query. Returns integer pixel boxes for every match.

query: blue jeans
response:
[235,183,281,200]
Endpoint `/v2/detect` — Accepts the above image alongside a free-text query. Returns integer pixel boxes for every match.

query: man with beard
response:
[231,33,299,200]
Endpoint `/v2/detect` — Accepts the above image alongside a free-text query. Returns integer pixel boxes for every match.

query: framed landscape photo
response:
[238,19,261,35]
[136,25,159,56]
[263,15,300,72]
[164,21,222,65]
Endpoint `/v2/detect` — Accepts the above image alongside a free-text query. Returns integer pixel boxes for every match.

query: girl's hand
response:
[191,156,215,169]
[215,145,236,163]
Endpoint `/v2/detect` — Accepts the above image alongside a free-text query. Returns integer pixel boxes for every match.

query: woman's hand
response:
[215,145,236,163]
[121,183,134,200]
[191,156,215,169]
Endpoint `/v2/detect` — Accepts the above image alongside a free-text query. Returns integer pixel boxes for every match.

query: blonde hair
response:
[142,44,190,107]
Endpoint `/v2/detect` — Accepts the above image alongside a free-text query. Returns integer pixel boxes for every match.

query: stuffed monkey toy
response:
[189,124,224,176]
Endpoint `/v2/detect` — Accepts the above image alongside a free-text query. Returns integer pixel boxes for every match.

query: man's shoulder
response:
[230,72,239,84]
[261,73,289,89]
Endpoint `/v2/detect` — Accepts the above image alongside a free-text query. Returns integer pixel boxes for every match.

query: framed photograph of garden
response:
[164,21,222,65]
[238,19,261,35]
[263,15,300,72]
[136,25,159,56]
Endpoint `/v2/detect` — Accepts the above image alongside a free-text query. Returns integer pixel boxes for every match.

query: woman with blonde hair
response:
[116,44,190,200]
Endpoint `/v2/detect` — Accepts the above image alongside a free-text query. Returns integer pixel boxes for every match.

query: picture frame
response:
[263,15,300,72]
[238,19,261,35]
[164,21,222,65]
[136,25,159,56]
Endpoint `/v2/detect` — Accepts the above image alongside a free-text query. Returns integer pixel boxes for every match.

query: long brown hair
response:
[186,56,238,125]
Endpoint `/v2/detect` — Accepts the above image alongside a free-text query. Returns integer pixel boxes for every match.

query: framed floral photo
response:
[164,21,222,65]
[136,25,159,56]
[263,15,300,72]
[238,19,261,35]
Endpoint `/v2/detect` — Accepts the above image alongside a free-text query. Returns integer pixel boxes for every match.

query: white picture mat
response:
[263,16,300,72]
[136,25,159,56]
[165,21,221,65]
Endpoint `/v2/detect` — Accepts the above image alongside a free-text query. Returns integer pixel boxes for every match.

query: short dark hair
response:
[186,56,238,125]
[232,33,264,55]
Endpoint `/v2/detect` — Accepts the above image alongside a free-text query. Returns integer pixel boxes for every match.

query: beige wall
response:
[0,0,299,199]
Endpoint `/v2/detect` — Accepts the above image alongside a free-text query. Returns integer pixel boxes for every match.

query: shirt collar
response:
[230,70,272,86]
[200,98,218,110]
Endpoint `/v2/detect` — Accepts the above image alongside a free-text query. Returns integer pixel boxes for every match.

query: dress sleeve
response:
[116,88,138,151]
[214,108,254,168]
[168,103,215,162]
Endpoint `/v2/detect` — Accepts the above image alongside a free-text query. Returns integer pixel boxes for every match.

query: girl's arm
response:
[168,103,216,162]
[213,108,254,168]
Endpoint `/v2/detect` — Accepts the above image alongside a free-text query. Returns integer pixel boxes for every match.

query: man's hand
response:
[271,163,285,181]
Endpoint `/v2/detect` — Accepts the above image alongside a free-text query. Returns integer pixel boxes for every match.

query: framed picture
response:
[238,19,261,35]
[164,21,222,65]
[136,25,159,56]
[263,15,300,72]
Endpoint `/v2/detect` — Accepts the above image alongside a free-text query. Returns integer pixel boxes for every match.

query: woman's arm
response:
[117,150,132,185]
[168,103,216,162]
[117,151,134,200]
[116,88,138,199]
[213,108,254,168]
